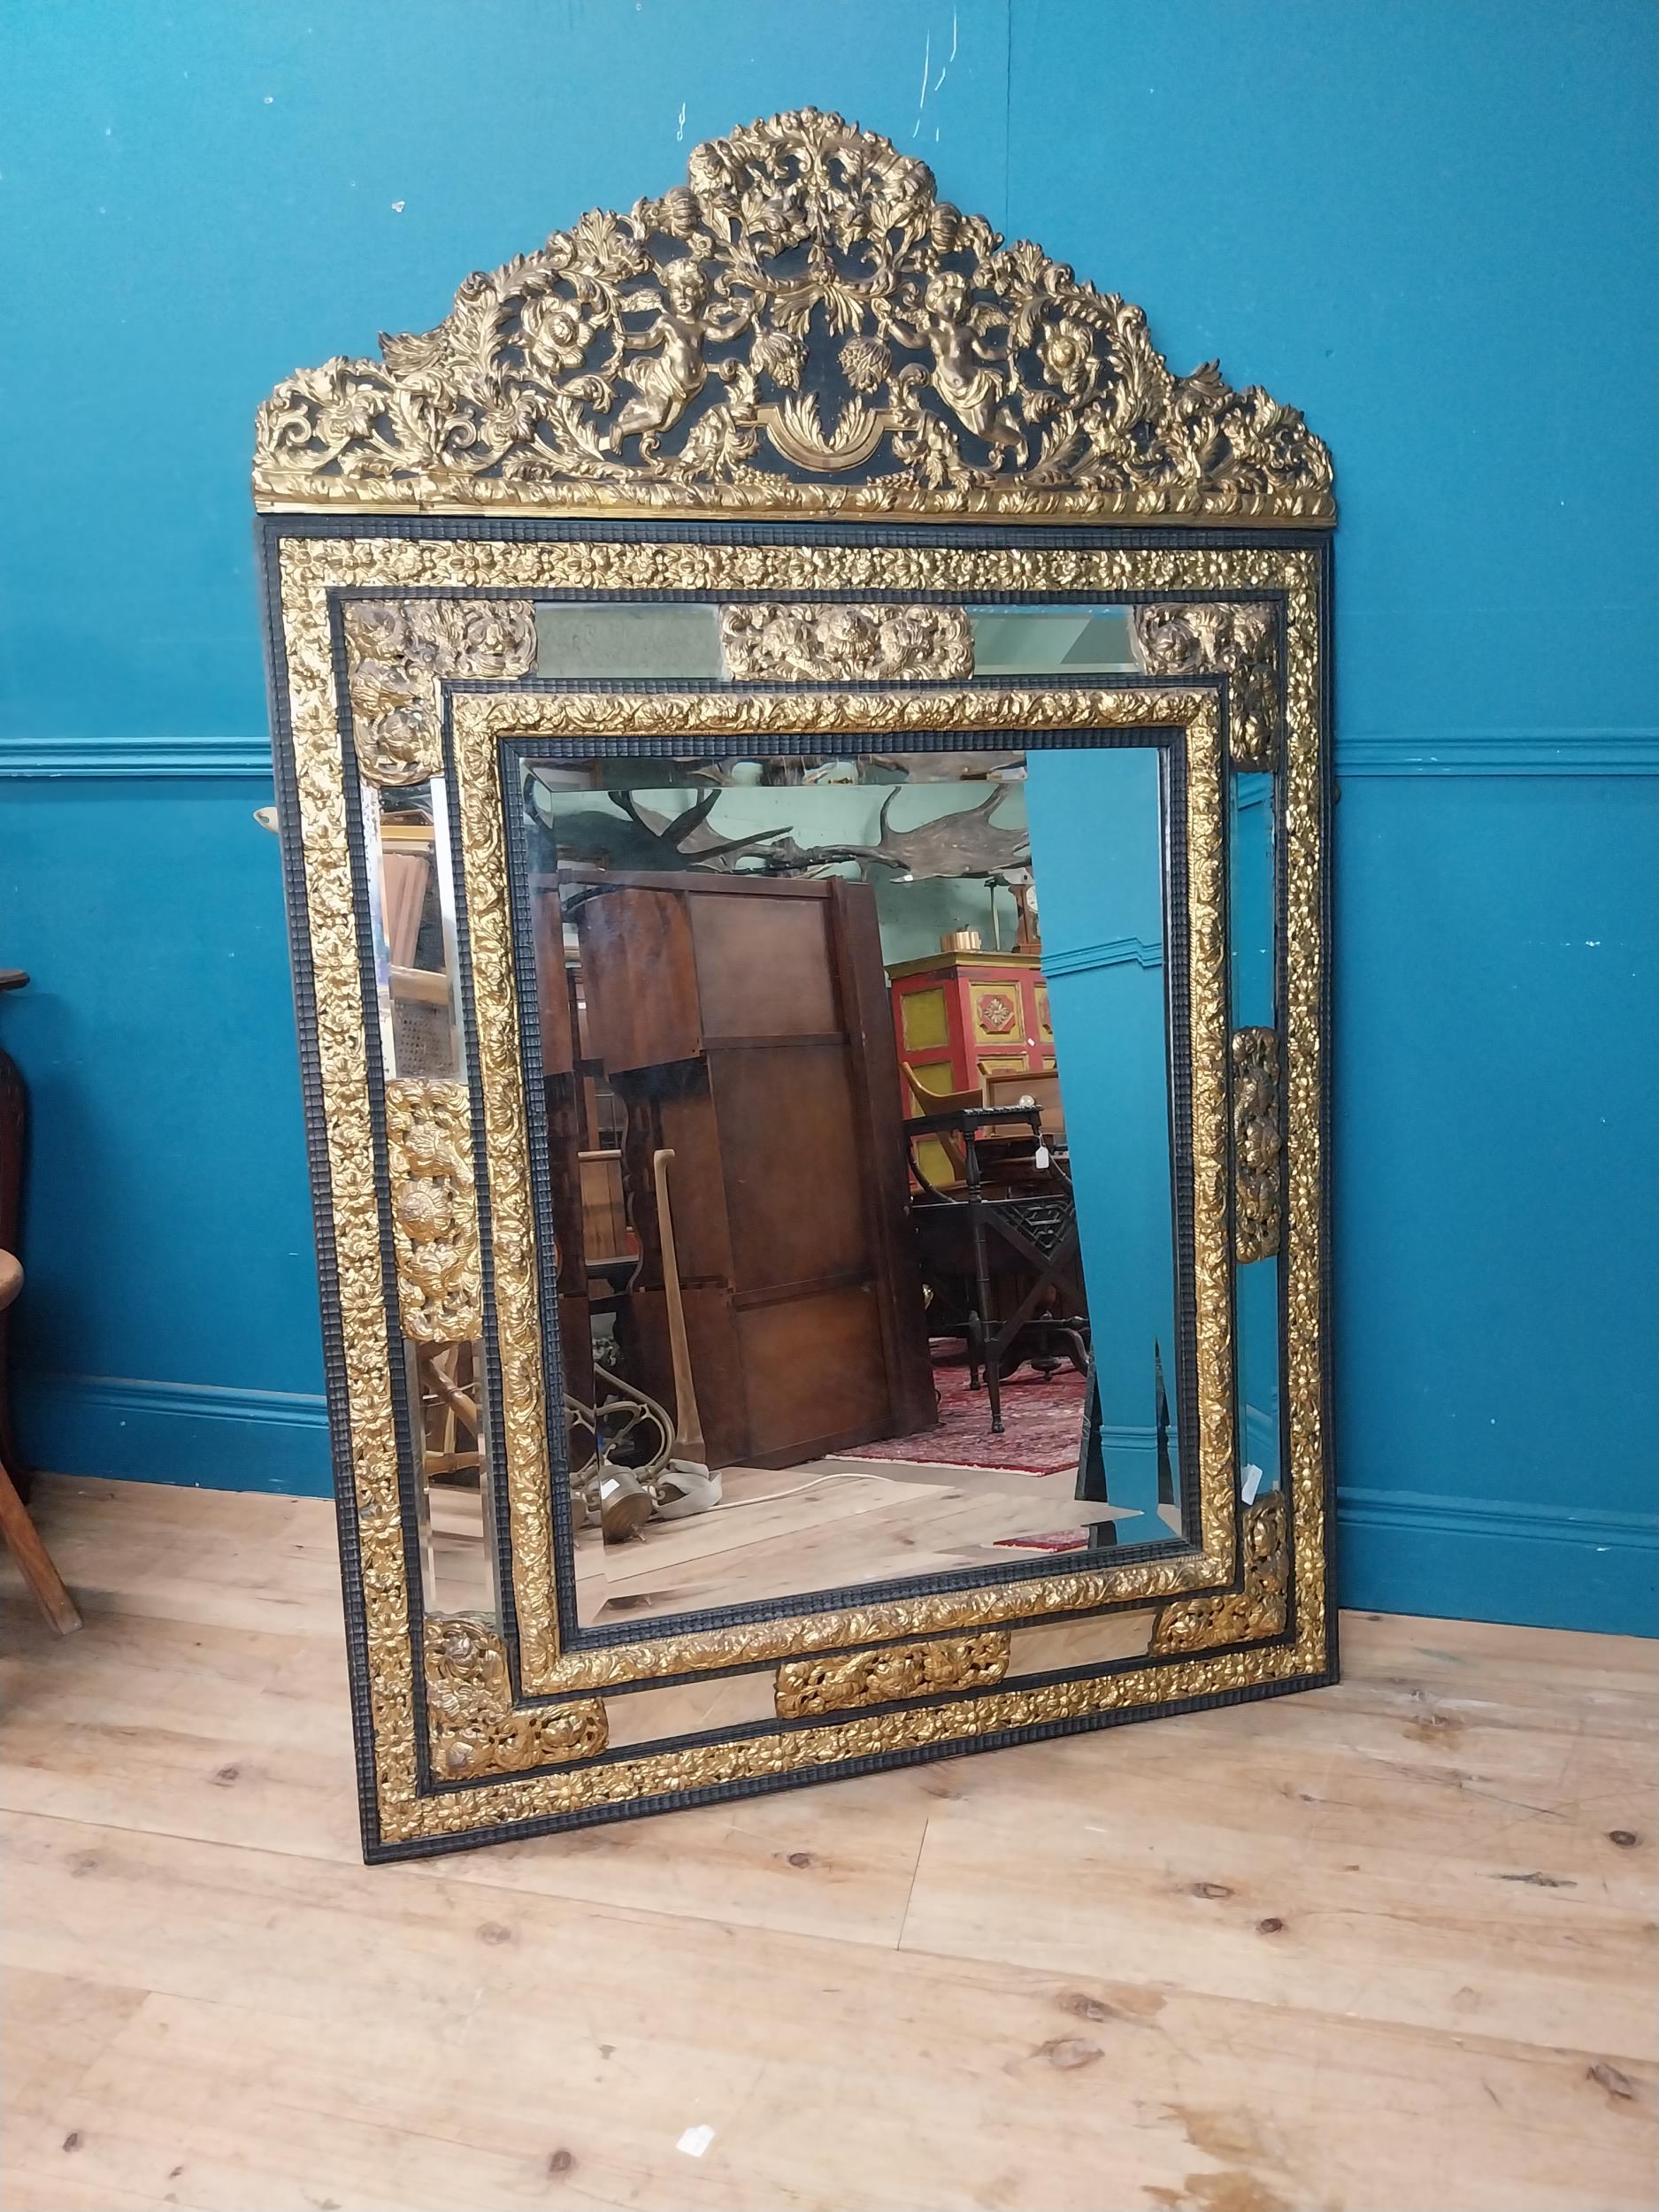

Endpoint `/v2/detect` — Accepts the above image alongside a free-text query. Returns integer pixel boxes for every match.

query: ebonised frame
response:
[253,109,1335,1860]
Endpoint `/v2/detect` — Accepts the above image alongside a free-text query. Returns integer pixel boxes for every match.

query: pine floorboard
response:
[2,1474,1653,2212]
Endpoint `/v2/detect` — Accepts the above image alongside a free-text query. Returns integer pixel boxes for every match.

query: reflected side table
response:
[903,1102,1090,1434]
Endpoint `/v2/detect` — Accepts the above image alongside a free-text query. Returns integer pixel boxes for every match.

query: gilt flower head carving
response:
[1040,315,1099,403]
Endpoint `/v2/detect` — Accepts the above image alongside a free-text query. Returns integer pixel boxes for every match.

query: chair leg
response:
[0,1460,81,1634]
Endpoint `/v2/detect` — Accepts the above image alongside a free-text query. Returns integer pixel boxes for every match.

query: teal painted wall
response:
[3,0,1654,1630]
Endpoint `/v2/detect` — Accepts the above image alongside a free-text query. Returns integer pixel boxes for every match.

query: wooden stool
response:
[0,1250,80,1634]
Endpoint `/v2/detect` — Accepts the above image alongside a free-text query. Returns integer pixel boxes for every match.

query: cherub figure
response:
[887,271,1025,466]
[604,259,749,454]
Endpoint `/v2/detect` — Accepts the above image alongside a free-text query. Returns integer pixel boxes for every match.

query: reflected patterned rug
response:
[843,1361,1087,1476]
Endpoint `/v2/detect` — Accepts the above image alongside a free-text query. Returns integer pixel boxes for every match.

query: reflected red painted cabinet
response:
[888,949,1054,1114]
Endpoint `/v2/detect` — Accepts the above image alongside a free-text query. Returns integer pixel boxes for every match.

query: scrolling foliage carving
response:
[776,1632,1010,1718]
[1149,1494,1289,1655]
[343,600,536,786]
[384,1079,481,1343]
[255,110,1333,523]
[425,1616,608,1780]
[1231,1028,1283,1263]
[1133,603,1279,772]
[720,601,973,683]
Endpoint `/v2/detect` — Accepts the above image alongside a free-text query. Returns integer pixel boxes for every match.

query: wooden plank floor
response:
[1,1475,1654,2212]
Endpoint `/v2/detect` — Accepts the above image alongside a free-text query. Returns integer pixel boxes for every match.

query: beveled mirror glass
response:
[518,738,1187,1627]
[256,109,1334,1860]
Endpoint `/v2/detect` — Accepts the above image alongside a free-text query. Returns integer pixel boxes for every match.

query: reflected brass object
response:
[384,1079,481,1342]
[1232,1028,1283,1263]
[254,110,1333,525]
[343,599,536,786]
[566,1365,675,1530]
[1133,602,1279,772]
[776,1632,1010,1718]
[1149,1494,1290,1655]
[720,601,973,683]
[424,1616,607,1779]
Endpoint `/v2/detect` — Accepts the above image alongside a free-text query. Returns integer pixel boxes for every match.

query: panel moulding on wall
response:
[0,738,274,778]
[1336,733,1659,777]
[1042,935,1163,977]
[4,735,1655,780]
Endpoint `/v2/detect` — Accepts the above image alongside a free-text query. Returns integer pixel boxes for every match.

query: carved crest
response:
[255,108,1333,522]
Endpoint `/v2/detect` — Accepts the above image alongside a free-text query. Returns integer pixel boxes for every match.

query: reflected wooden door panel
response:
[567,871,935,1471]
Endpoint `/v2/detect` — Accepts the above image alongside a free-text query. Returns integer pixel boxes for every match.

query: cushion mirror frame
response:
[257,518,1334,1862]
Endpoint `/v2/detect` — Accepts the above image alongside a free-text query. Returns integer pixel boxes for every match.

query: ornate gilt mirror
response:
[255,109,1334,1861]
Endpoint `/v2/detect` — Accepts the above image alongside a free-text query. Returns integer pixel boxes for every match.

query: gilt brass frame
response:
[255,111,1335,1860]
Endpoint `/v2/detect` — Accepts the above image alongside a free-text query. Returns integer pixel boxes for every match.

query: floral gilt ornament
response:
[253,108,1333,520]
